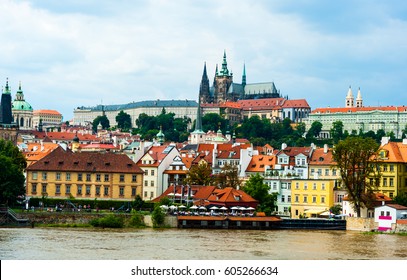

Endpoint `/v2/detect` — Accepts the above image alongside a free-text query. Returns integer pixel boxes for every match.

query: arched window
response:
[20,117,24,127]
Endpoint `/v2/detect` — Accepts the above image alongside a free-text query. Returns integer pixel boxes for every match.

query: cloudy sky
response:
[1,0,407,121]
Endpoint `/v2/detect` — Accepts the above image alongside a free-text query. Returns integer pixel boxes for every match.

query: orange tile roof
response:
[33,109,62,115]
[379,142,407,162]
[309,147,335,166]
[238,98,287,110]
[137,145,175,167]
[30,131,99,142]
[246,154,276,172]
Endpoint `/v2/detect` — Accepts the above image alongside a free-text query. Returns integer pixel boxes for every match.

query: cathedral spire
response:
[242,63,246,87]
[220,50,229,76]
[199,62,210,104]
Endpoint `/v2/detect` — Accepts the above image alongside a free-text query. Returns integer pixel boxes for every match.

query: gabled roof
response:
[198,187,258,207]
[27,146,144,173]
[281,99,310,108]
[278,146,313,157]
[376,204,407,210]
[379,142,407,163]
[246,154,276,172]
[309,147,335,166]
[137,144,176,167]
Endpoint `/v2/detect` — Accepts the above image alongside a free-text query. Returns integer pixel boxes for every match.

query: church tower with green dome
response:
[12,81,33,130]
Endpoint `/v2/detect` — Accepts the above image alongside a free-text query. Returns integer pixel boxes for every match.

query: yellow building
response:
[26,146,144,201]
[291,179,335,218]
[374,139,407,199]
[308,145,346,205]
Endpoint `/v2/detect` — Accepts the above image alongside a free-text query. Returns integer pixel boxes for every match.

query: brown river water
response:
[1,227,407,260]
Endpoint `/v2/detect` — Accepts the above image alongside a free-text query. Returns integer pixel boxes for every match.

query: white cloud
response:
[1,0,407,120]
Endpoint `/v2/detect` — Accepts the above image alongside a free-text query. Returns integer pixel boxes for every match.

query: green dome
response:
[12,100,33,111]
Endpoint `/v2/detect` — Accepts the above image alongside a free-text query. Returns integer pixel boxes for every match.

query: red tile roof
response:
[27,146,144,174]
[246,154,276,172]
[311,106,407,114]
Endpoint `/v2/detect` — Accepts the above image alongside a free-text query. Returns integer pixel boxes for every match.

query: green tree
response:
[92,115,110,131]
[201,113,228,133]
[243,173,277,216]
[330,121,344,144]
[294,122,306,138]
[215,163,241,189]
[0,139,27,205]
[152,205,165,227]
[393,193,407,207]
[306,121,322,139]
[184,161,214,186]
[132,195,144,210]
[116,110,132,130]
[332,136,380,217]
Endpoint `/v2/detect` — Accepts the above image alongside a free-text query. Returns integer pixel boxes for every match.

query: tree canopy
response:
[184,161,214,186]
[332,136,380,217]
[0,139,27,205]
[243,173,278,215]
[116,110,132,131]
[92,115,110,132]
[214,163,241,189]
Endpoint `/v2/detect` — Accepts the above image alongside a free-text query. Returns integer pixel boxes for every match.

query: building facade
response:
[305,87,407,138]
[26,146,144,201]
[11,82,33,130]
[73,100,198,129]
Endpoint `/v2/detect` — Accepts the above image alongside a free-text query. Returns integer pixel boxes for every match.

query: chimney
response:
[324,144,328,154]
[381,137,389,146]
[281,143,287,150]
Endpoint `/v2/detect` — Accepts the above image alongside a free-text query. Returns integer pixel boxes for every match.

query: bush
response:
[151,205,165,228]
[89,214,124,228]
[127,212,145,228]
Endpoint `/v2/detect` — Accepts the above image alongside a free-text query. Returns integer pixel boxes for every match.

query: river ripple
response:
[1,227,406,260]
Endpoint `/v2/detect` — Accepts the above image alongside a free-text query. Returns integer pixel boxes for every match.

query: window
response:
[295,182,299,189]
[304,183,308,190]
[312,196,317,203]
[32,172,38,180]
[42,172,47,180]
[56,172,61,181]
[132,187,136,196]
[321,197,325,203]
[318,169,322,175]
[390,178,394,186]
[144,170,148,175]
[144,191,148,198]
[96,186,100,195]
[390,165,394,172]
[132,175,137,182]
[332,169,337,176]
[321,183,326,190]
[287,195,291,202]
[66,184,71,194]
[66,173,71,181]
[86,185,91,195]
[86,174,91,182]
[151,170,155,176]
[104,187,109,196]
[104,174,109,182]
[383,178,387,186]
[144,180,148,187]
[119,187,124,196]
[42,184,47,194]
[151,181,155,187]
[383,165,387,172]
[386,211,390,216]
[273,182,277,190]
[77,185,82,195]
[310,169,315,175]
[313,183,317,190]
[56,184,61,194]
[303,196,308,203]
[96,174,101,182]
[120,174,125,182]
[150,192,154,199]
[31,183,37,193]
[78,173,83,181]
[281,195,285,203]
[325,169,329,176]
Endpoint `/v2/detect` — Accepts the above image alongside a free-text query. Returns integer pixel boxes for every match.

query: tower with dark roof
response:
[199,62,211,104]
[0,78,19,143]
